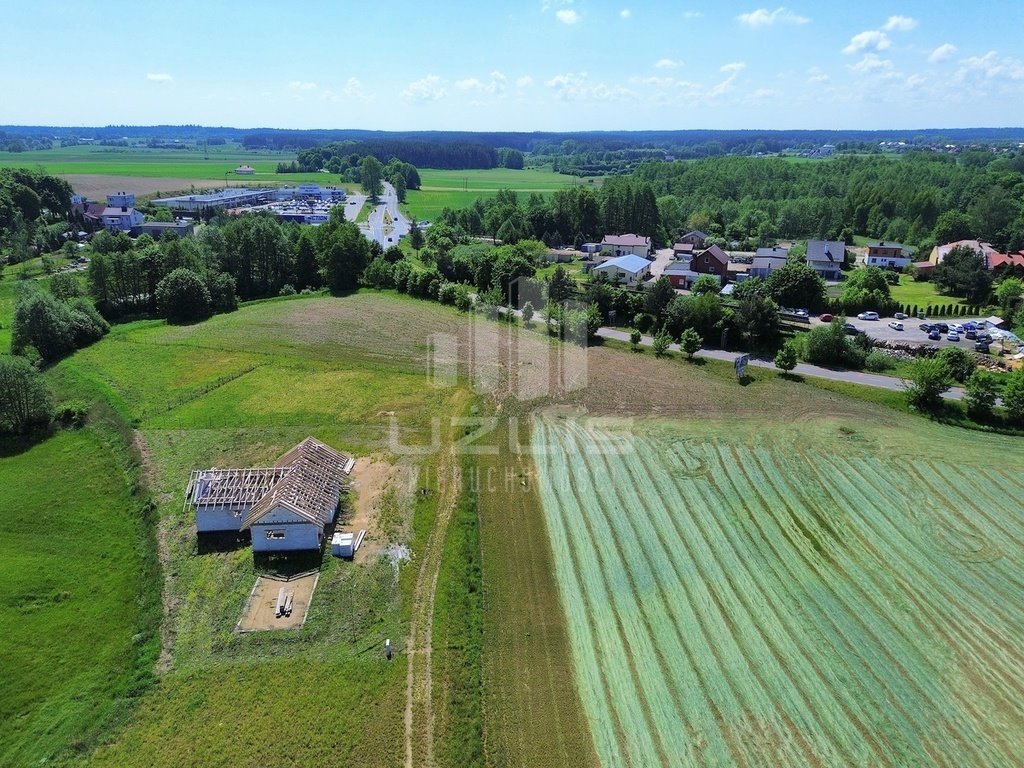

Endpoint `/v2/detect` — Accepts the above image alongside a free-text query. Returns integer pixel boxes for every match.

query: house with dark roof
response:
[600,233,652,258]
[679,230,709,249]
[101,205,144,233]
[806,240,845,281]
[672,242,695,260]
[186,437,354,553]
[692,244,729,282]
[749,246,789,278]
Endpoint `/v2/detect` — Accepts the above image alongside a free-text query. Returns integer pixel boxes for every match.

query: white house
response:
[593,254,652,287]
[187,437,354,554]
[600,233,652,258]
[865,241,910,269]
[101,205,144,233]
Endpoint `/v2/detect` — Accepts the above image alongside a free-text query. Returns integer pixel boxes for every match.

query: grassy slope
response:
[0,428,157,766]
[47,293,484,767]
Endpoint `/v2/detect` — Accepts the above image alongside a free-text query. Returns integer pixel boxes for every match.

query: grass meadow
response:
[533,413,1024,767]
[0,427,158,766]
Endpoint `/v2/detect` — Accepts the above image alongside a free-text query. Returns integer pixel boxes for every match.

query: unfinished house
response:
[186,437,354,552]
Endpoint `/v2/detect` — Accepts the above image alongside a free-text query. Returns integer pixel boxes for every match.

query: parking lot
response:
[811,315,1000,351]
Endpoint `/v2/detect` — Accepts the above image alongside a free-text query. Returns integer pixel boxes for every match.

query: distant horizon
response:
[4,0,1023,130]
[4,124,1024,137]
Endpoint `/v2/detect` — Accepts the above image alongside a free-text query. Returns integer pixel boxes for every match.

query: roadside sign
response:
[734,354,750,380]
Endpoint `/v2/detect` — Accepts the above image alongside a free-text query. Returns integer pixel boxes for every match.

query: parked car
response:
[919,322,933,331]
[965,329,978,340]
[894,312,908,320]
[857,311,880,321]
[928,329,941,341]
[975,341,991,353]
[947,331,960,342]
[794,308,809,318]
[978,333,993,343]
[819,313,833,322]
[964,321,978,330]
[843,322,858,335]
[949,323,964,333]
[887,321,905,331]
[934,322,949,333]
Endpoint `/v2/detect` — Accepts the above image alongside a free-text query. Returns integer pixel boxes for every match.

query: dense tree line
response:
[436,178,660,247]
[84,208,371,320]
[632,152,1024,252]
[1,169,75,264]
[293,140,497,172]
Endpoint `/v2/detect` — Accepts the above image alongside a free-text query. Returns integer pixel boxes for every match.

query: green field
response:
[405,167,597,220]
[889,274,972,313]
[0,428,157,766]
[534,414,1024,767]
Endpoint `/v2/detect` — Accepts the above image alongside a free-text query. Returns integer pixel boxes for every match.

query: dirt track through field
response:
[405,449,461,768]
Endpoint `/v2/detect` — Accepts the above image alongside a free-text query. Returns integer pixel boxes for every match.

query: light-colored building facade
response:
[592,254,652,286]
[600,233,652,258]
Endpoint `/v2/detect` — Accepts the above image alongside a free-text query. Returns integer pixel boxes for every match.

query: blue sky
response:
[3,0,1024,130]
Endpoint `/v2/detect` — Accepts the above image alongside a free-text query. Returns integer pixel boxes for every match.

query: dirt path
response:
[405,449,461,768]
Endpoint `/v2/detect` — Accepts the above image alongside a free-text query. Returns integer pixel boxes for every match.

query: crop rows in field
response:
[533,416,1024,767]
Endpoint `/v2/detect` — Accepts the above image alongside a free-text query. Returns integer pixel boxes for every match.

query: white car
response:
[857,311,880,321]
[887,321,905,331]
[949,323,964,333]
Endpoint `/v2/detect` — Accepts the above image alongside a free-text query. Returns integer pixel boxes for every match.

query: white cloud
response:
[883,15,917,32]
[807,72,830,84]
[146,73,173,83]
[655,58,682,69]
[556,8,580,24]
[683,10,703,18]
[750,88,779,99]
[455,71,507,95]
[401,74,446,102]
[545,71,634,101]
[341,77,364,98]
[843,30,891,55]
[709,64,746,97]
[516,75,534,88]
[720,61,747,74]
[850,53,893,73]
[620,8,631,18]
[928,43,957,63]
[288,80,317,91]
[905,73,926,88]
[737,7,810,28]
[956,51,1024,82]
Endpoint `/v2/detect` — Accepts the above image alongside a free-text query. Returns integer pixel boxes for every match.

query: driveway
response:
[648,247,676,278]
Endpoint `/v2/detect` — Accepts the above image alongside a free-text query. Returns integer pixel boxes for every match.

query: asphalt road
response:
[595,326,966,400]
[362,182,409,248]
[341,193,368,222]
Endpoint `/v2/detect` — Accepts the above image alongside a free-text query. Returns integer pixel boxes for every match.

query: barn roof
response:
[241,438,353,530]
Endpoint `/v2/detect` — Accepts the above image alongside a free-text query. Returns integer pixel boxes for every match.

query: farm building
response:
[663,260,700,289]
[678,230,709,249]
[186,437,354,552]
[235,164,256,175]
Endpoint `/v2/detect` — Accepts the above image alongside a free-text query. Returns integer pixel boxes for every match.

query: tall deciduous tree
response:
[360,155,384,202]
[0,355,52,435]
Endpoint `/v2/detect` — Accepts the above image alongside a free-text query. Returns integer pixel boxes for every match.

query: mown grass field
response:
[0,428,157,766]
[405,167,597,220]
[889,274,972,313]
[533,412,1024,767]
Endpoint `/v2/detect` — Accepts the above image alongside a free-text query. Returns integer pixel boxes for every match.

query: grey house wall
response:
[250,506,324,552]
[196,505,247,532]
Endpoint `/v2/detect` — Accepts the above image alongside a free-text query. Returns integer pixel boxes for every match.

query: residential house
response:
[985,251,1024,271]
[928,239,998,266]
[806,240,845,281]
[663,260,700,289]
[678,230,709,249]
[187,437,354,553]
[592,254,652,287]
[101,205,144,233]
[600,233,652,258]
[749,246,789,278]
[691,244,729,282]
[865,241,910,269]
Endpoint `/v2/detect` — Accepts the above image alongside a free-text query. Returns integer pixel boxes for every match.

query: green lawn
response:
[0,428,157,766]
[889,274,973,314]
[405,167,598,220]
